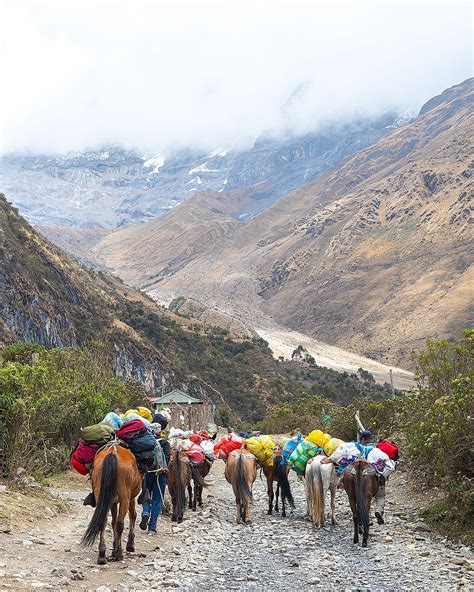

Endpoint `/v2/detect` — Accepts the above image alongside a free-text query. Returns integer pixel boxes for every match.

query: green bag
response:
[81,423,114,443]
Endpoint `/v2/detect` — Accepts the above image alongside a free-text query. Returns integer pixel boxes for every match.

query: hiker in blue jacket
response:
[140,416,171,534]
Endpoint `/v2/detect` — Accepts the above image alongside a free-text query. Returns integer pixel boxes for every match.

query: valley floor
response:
[256,327,415,390]
[0,463,472,591]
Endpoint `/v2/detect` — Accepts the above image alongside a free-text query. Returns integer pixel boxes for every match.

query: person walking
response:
[140,422,171,534]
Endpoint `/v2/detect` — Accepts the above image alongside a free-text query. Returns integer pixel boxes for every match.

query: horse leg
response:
[98,520,107,565]
[126,497,137,553]
[275,481,280,513]
[267,477,274,515]
[235,497,241,524]
[188,483,193,510]
[362,496,371,547]
[111,503,118,559]
[330,482,337,525]
[113,501,127,561]
[197,483,203,506]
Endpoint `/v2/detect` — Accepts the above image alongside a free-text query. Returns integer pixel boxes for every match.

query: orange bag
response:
[213,433,243,459]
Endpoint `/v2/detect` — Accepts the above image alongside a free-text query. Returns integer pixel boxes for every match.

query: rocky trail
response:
[0,463,472,592]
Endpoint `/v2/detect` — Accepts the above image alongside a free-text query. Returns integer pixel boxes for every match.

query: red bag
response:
[185,444,205,464]
[71,456,89,475]
[377,439,399,461]
[189,434,203,445]
[116,419,146,440]
[213,433,243,459]
[71,440,100,474]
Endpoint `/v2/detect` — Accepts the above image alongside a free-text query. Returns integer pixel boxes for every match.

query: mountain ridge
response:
[94,79,473,368]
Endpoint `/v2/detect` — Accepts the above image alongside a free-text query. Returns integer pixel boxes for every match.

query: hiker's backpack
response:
[81,423,114,443]
[70,440,101,475]
[116,419,147,440]
[377,439,399,461]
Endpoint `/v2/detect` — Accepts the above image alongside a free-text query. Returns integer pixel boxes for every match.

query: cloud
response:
[0,0,471,155]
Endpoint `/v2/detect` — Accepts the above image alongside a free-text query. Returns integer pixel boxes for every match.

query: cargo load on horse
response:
[244,435,275,466]
[288,439,321,475]
[213,432,243,459]
[70,423,115,475]
[376,439,399,461]
[116,419,157,471]
[281,433,303,464]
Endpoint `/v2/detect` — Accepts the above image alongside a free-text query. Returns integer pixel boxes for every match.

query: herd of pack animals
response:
[75,407,398,565]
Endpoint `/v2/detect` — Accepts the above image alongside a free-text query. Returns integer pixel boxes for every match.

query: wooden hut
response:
[149,389,214,430]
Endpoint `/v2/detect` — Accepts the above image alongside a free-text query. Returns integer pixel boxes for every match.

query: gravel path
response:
[0,464,472,591]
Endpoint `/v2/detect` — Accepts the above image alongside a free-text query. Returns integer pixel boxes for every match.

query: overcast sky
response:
[0,0,471,155]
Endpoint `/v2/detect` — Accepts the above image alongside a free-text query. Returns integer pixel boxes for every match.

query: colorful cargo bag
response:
[323,437,345,457]
[185,443,206,465]
[281,433,303,465]
[376,439,399,461]
[213,433,243,459]
[288,439,321,475]
[244,435,275,466]
[81,423,114,443]
[70,440,101,475]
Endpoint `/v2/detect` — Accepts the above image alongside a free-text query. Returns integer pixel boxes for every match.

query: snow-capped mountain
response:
[0,113,400,229]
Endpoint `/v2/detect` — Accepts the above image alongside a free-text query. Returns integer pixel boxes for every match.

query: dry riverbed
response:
[0,464,472,591]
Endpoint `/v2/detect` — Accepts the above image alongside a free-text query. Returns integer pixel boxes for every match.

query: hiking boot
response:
[139,514,149,531]
[83,492,96,507]
[375,511,385,525]
[148,528,157,535]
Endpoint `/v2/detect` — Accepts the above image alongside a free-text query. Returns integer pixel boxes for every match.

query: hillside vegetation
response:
[258,331,473,540]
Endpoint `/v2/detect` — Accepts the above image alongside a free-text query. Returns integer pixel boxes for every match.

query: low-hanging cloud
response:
[0,0,471,156]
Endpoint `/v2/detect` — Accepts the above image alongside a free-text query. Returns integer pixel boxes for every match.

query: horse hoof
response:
[171,517,177,522]
[98,557,107,565]
[362,542,368,548]
[192,507,196,512]
[126,545,135,553]
[353,538,358,544]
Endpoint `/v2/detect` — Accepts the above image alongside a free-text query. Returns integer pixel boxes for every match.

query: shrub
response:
[1,343,147,476]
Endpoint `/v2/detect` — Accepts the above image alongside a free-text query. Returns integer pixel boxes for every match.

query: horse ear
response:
[211,433,217,441]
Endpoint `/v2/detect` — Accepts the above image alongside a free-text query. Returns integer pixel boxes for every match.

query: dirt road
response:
[0,463,471,591]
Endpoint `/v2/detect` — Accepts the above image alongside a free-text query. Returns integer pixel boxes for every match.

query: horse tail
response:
[191,464,209,488]
[275,456,294,508]
[81,451,117,546]
[311,461,324,526]
[354,462,370,533]
[236,453,253,505]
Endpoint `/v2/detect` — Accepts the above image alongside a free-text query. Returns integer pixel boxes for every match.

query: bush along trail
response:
[0,462,472,591]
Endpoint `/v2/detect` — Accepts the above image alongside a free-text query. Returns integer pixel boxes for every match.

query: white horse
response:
[305,455,339,527]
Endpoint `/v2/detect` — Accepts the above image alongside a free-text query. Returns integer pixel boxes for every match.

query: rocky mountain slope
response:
[0,115,398,236]
[1,195,399,421]
[0,193,228,409]
[97,79,473,368]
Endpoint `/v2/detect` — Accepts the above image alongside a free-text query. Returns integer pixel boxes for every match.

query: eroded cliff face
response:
[0,194,229,413]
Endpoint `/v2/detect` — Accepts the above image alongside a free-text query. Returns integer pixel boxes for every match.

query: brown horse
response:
[168,450,208,522]
[188,458,212,511]
[81,444,142,564]
[261,455,295,517]
[225,449,257,524]
[343,459,379,547]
